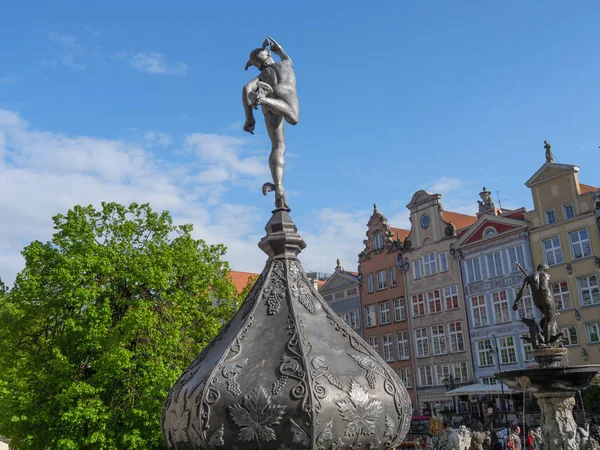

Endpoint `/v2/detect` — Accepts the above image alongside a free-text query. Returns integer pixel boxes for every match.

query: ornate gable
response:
[525,162,578,187]
[454,215,527,248]
[358,204,407,263]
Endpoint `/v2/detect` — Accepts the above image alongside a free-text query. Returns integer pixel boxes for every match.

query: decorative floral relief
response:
[350,354,385,389]
[337,381,383,438]
[228,386,286,443]
[229,316,254,356]
[316,418,334,447]
[222,359,248,396]
[289,418,310,448]
[262,260,286,315]
[167,409,191,446]
[384,415,395,439]
[289,261,317,315]
[207,424,225,449]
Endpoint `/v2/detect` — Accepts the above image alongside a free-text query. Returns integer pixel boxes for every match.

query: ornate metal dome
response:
[161,210,412,450]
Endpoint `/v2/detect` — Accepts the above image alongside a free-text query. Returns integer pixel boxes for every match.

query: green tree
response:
[583,385,600,417]
[0,202,238,449]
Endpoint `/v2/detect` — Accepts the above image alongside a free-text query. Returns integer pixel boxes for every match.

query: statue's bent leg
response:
[259,97,298,125]
[264,112,289,210]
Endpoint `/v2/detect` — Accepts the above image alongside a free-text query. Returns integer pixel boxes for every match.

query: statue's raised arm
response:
[242,37,300,212]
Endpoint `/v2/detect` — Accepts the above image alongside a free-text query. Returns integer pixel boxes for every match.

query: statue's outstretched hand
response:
[267,36,283,54]
[243,117,255,135]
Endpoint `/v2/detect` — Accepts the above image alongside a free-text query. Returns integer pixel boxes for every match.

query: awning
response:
[445,383,516,396]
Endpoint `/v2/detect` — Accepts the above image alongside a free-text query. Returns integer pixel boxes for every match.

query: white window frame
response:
[379,301,391,325]
[382,334,394,362]
[579,275,600,306]
[481,376,497,385]
[452,361,469,383]
[515,286,534,319]
[418,365,433,387]
[563,203,575,220]
[569,229,592,260]
[587,323,600,344]
[413,260,422,280]
[367,273,374,293]
[411,293,425,317]
[423,251,438,277]
[444,284,459,310]
[477,339,494,367]
[506,244,527,273]
[396,331,410,360]
[552,280,572,310]
[427,289,442,314]
[465,257,483,283]
[522,334,533,362]
[368,335,379,353]
[376,270,388,290]
[486,251,504,278]
[372,232,383,251]
[365,305,376,328]
[561,326,579,346]
[492,290,510,323]
[448,321,465,353]
[415,327,430,358]
[430,324,447,356]
[471,295,488,327]
[390,267,397,287]
[545,208,557,225]
[438,251,449,272]
[435,363,450,386]
[347,309,360,329]
[542,236,564,266]
[499,335,517,365]
[398,367,412,388]
[393,298,406,322]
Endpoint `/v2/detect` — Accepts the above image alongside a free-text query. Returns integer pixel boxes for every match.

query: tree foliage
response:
[0,202,239,449]
[583,385,600,417]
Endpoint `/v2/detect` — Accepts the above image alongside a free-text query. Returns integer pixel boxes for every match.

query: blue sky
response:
[0,1,599,283]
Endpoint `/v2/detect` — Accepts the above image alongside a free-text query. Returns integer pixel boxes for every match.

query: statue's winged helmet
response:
[244,47,271,71]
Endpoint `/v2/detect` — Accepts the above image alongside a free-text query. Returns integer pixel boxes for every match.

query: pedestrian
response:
[512,425,522,450]
[526,429,535,450]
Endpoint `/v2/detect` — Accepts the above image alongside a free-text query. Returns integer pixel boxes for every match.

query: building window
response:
[499,336,517,364]
[365,305,376,328]
[368,336,379,354]
[415,327,429,358]
[367,274,374,293]
[347,309,360,329]
[439,252,449,272]
[372,232,384,251]
[444,285,460,310]
[412,293,425,317]
[477,340,494,367]
[471,295,488,327]
[324,294,332,302]
[398,367,412,388]
[486,251,504,278]
[465,257,483,283]
[545,209,557,225]
[346,287,357,296]
[563,203,575,220]
[552,281,572,310]
[481,376,497,385]
[390,267,397,287]
[452,361,469,383]
[428,289,442,314]
[421,214,430,229]
[579,275,600,306]
[396,331,410,360]
[543,237,564,266]
[569,229,592,260]
[492,290,510,323]
[448,321,465,353]
[418,365,433,387]
[334,291,345,299]
[423,252,438,277]
[431,325,447,355]
[515,286,534,319]
[382,334,394,362]
[379,301,391,325]
[562,326,579,346]
[393,298,406,322]
[587,323,600,344]
[506,244,527,273]
[483,227,497,237]
[376,270,388,290]
[413,260,422,280]
[522,334,533,362]
[435,364,450,385]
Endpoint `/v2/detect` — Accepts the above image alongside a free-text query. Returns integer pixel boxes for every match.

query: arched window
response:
[483,226,497,237]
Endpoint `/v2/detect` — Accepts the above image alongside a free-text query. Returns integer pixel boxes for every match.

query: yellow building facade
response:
[524,156,600,365]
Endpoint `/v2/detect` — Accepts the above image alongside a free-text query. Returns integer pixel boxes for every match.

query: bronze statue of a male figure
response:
[242,37,299,211]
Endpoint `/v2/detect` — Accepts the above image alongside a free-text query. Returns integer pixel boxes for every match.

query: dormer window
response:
[483,226,497,237]
[545,209,557,225]
[372,232,384,251]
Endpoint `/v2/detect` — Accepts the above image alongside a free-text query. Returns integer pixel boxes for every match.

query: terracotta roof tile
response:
[390,227,410,242]
[228,270,259,294]
[441,211,477,230]
[580,183,598,195]
[317,279,326,288]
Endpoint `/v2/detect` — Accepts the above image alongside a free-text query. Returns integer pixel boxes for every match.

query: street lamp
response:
[489,334,510,440]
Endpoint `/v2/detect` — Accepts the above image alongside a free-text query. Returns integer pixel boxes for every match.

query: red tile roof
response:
[228,270,259,294]
[345,271,359,277]
[317,279,326,288]
[390,227,410,242]
[580,183,598,195]
[441,211,477,230]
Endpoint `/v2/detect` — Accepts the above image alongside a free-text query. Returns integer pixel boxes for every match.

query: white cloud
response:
[45,32,86,69]
[425,176,466,195]
[144,131,172,148]
[123,51,188,76]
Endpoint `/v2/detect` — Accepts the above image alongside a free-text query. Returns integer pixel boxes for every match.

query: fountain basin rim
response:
[496,364,600,393]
